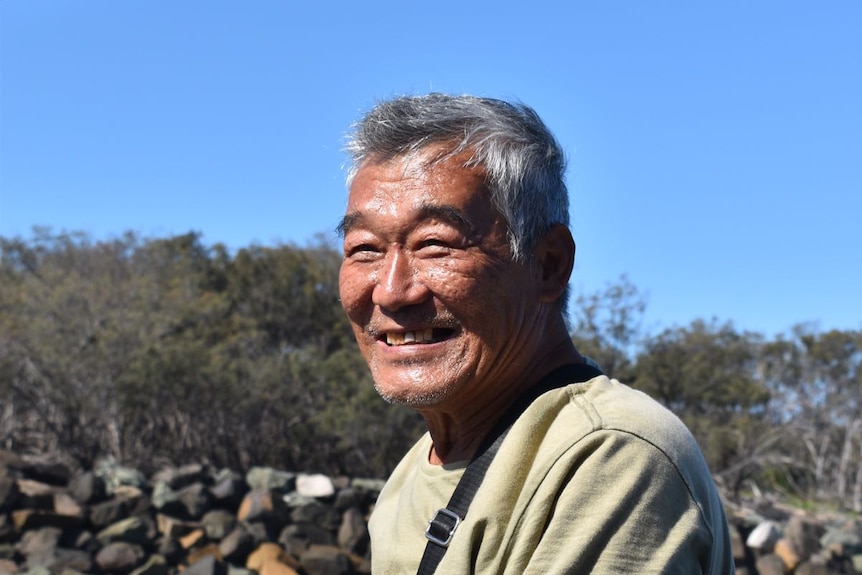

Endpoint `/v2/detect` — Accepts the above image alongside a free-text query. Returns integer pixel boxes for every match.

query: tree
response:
[569,275,646,381]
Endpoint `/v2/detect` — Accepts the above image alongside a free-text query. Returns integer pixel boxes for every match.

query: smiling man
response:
[338,94,735,574]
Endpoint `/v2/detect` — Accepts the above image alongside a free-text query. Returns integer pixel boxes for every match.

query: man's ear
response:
[535,225,575,303]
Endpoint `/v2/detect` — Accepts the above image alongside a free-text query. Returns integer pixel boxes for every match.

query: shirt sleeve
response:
[516,429,718,575]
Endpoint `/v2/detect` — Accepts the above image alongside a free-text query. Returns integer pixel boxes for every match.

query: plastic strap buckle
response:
[425,508,461,547]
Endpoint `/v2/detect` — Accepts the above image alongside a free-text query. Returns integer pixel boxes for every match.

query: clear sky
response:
[1,1,860,340]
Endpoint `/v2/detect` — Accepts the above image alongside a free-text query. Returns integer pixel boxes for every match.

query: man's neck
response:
[421,336,583,465]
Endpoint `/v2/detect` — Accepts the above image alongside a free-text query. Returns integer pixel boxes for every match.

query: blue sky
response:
[1,1,860,339]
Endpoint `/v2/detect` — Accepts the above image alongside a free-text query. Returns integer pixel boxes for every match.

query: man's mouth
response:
[383,328,453,346]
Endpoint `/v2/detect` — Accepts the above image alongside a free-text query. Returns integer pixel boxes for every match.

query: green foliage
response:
[2,229,861,510]
[569,279,862,510]
[0,229,418,477]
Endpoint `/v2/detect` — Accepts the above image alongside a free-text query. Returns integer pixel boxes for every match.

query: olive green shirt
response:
[369,376,735,574]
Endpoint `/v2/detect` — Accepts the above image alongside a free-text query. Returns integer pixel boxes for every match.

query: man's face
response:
[338,151,545,409]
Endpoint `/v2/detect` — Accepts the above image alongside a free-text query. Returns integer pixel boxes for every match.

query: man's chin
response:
[373,381,448,408]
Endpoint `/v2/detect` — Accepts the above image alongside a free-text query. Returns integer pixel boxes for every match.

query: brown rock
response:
[15,479,56,510]
[775,537,802,571]
[237,489,290,535]
[259,558,300,575]
[0,558,18,573]
[53,491,86,519]
[179,528,207,550]
[156,513,199,538]
[247,542,290,572]
[186,543,222,565]
[11,509,85,531]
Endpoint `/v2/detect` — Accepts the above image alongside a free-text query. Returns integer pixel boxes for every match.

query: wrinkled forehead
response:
[340,150,498,237]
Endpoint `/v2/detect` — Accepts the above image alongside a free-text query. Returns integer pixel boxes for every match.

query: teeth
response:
[385,329,436,346]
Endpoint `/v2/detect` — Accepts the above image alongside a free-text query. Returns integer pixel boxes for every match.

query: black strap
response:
[416,362,603,575]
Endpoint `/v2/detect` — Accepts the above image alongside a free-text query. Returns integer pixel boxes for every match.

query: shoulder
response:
[505,375,729,530]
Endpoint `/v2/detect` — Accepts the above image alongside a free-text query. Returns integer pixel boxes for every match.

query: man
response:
[338,94,735,574]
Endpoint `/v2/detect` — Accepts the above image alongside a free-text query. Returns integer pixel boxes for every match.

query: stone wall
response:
[1,450,861,575]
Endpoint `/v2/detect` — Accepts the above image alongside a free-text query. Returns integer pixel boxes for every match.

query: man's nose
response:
[372,249,428,310]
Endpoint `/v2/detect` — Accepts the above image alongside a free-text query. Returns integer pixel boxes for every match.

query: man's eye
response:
[345,243,380,259]
[417,239,452,254]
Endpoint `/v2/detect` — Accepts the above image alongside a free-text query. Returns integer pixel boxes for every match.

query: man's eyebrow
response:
[336,204,477,238]
[416,204,477,234]
[336,213,361,238]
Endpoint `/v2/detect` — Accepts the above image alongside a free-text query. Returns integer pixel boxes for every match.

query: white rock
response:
[295,473,335,498]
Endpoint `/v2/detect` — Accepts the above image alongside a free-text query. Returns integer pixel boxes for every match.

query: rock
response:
[299,545,352,575]
[186,543,223,566]
[130,554,170,575]
[236,489,290,532]
[11,509,85,531]
[185,553,227,575]
[246,542,290,572]
[786,513,825,562]
[218,525,256,564]
[95,459,148,495]
[278,523,334,556]
[349,478,384,497]
[774,537,802,571]
[755,553,786,575]
[337,507,368,555]
[52,491,86,521]
[156,534,186,565]
[246,468,295,494]
[259,558,300,575]
[202,510,237,541]
[152,464,207,490]
[95,541,145,573]
[746,520,780,551]
[209,469,248,511]
[151,482,185,516]
[17,527,61,563]
[179,528,207,551]
[28,547,93,573]
[290,502,340,532]
[0,451,26,475]
[68,470,107,504]
[155,513,198,539]
[177,482,211,519]
[14,480,56,510]
[96,515,154,546]
[296,474,335,499]
[89,487,149,528]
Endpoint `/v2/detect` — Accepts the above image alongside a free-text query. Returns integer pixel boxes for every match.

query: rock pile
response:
[2,449,862,574]
[728,499,862,574]
[0,451,381,575]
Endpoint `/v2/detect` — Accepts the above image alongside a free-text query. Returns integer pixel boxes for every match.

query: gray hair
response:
[345,94,569,263]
